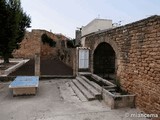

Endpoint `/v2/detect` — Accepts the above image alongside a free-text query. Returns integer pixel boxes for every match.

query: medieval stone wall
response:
[12,29,75,68]
[12,31,41,58]
[57,48,76,68]
[85,15,160,115]
[12,29,68,59]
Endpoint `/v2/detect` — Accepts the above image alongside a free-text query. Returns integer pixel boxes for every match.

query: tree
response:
[67,39,75,48]
[0,0,31,63]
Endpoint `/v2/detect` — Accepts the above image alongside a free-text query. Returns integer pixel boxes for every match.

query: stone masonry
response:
[12,29,75,68]
[12,29,68,59]
[85,15,160,115]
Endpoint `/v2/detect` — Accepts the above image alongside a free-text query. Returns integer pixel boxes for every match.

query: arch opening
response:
[93,42,116,79]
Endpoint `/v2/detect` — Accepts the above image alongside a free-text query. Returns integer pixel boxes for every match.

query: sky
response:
[21,0,160,38]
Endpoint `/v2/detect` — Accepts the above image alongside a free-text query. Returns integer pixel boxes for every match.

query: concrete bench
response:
[9,76,39,96]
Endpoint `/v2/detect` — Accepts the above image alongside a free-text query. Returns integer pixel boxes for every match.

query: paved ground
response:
[9,59,73,76]
[0,79,149,120]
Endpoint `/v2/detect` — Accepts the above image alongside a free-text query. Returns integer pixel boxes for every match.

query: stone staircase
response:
[69,76,102,101]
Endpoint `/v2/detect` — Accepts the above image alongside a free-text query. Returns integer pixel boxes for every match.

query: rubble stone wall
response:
[57,48,76,68]
[12,29,75,69]
[12,29,67,59]
[85,15,160,115]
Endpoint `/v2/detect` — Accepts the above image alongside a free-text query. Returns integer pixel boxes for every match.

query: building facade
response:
[76,19,113,47]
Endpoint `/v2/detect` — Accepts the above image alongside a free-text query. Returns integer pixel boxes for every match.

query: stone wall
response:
[12,29,68,59]
[12,29,76,73]
[57,48,76,68]
[12,31,41,58]
[85,15,160,115]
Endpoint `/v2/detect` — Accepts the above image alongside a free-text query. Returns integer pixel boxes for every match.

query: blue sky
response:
[21,0,160,38]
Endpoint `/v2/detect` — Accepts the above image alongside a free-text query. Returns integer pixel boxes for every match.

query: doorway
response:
[93,42,116,79]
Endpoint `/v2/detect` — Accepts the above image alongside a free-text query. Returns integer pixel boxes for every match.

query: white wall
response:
[81,19,113,47]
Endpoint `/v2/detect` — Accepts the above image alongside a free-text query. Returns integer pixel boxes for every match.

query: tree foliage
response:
[0,0,31,63]
[41,33,56,47]
[66,39,75,48]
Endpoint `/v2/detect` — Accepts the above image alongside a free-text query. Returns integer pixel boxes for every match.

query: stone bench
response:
[9,76,39,96]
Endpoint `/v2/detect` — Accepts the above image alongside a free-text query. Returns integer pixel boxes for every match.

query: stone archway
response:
[93,42,116,79]
[86,35,120,78]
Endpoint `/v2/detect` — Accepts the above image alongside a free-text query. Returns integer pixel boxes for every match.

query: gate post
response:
[75,47,79,76]
[72,49,76,77]
[90,52,94,73]
[35,53,40,76]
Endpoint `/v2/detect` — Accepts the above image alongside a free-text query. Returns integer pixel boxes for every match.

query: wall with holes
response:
[12,29,68,59]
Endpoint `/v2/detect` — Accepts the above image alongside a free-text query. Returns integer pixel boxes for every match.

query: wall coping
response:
[85,15,160,38]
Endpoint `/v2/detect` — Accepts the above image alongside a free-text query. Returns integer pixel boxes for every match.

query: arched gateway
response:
[87,35,120,79]
[93,42,116,79]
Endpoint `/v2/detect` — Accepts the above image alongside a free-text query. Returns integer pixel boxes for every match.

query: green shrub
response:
[67,39,75,48]
[41,33,56,47]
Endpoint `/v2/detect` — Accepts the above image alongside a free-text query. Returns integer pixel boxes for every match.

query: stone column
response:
[35,53,40,76]
[72,49,76,77]
[75,47,79,76]
[90,51,94,73]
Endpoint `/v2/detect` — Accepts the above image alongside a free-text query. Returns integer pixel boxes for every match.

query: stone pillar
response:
[90,51,94,73]
[75,30,81,46]
[76,47,79,76]
[72,50,76,77]
[35,53,40,76]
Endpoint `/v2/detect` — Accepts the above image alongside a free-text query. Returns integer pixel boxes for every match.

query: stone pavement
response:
[0,79,149,120]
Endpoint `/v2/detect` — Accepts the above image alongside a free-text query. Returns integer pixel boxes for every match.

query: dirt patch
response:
[8,59,34,76]
[40,58,73,75]
[8,58,73,76]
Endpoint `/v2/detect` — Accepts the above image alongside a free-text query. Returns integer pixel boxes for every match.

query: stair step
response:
[107,89,116,92]
[73,79,95,101]
[69,81,88,102]
[81,76,102,93]
[76,77,101,99]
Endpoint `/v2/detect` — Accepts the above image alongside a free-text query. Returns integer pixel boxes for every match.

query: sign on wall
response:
[79,49,89,69]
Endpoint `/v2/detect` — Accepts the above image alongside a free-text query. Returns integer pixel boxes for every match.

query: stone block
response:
[9,76,39,96]
[12,87,37,96]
